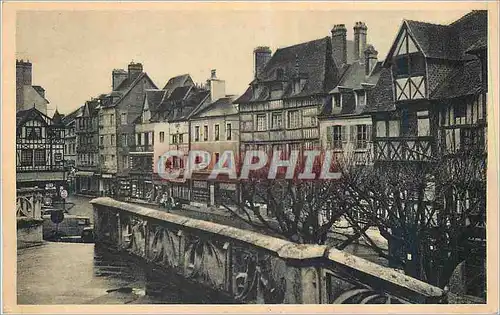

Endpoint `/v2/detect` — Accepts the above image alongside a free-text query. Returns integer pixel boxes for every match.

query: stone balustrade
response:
[91,197,446,304]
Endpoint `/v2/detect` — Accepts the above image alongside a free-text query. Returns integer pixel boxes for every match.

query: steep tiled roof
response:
[52,110,64,126]
[430,59,483,99]
[101,73,158,108]
[61,106,82,125]
[363,68,395,113]
[163,74,192,91]
[404,20,462,60]
[167,86,192,102]
[403,10,487,60]
[145,90,167,114]
[235,37,339,103]
[168,88,210,121]
[191,96,237,118]
[16,107,52,128]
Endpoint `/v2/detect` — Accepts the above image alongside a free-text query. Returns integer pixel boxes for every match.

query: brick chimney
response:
[112,69,128,91]
[364,45,378,75]
[128,62,143,81]
[354,22,368,63]
[331,24,347,66]
[253,46,272,79]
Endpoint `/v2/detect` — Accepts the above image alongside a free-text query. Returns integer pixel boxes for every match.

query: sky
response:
[16,7,486,116]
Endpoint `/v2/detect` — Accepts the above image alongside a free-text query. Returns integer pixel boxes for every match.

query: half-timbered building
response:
[16,107,65,199]
[365,10,487,296]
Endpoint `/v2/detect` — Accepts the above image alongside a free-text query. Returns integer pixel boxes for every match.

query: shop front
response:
[75,171,99,196]
[99,173,116,197]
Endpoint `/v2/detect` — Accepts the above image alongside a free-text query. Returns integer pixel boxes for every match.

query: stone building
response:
[96,62,157,196]
[188,70,239,207]
[61,106,82,192]
[319,23,382,163]
[16,60,49,115]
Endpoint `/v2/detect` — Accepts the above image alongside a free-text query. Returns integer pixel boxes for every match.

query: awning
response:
[75,171,95,177]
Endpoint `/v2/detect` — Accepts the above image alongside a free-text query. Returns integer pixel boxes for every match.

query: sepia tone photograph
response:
[2,1,499,313]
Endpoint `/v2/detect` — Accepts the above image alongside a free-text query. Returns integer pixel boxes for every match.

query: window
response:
[357,91,366,107]
[376,121,387,137]
[34,149,46,166]
[111,155,115,161]
[276,68,284,80]
[417,111,430,137]
[287,110,300,129]
[388,120,399,137]
[121,113,127,125]
[454,102,467,124]
[194,126,200,141]
[356,125,368,149]
[111,135,115,146]
[333,126,343,149]
[203,125,208,141]
[256,115,267,131]
[214,152,220,164]
[214,124,220,141]
[333,94,342,108]
[226,123,232,140]
[110,114,115,125]
[121,134,128,146]
[179,134,184,144]
[172,134,178,144]
[137,133,142,146]
[122,155,128,169]
[100,136,104,146]
[21,150,33,166]
[271,112,282,129]
[25,127,42,140]
[159,132,165,143]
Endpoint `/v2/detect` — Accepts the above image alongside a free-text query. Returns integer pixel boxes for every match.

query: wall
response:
[22,85,48,115]
[91,197,446,304]
[319,115,372,162]
[116,77,157,175]
[99,107,118,174]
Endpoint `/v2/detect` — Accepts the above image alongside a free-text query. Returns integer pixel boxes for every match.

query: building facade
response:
[235,37,340,161]
[61,107,81,193]
[96,62,158,196]
[365,10,487,297]
[16,107,65,201]
[319,23,382,163]
[74,100,100,195]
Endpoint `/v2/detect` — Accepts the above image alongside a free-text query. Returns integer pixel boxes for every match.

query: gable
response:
[384,23,423,66]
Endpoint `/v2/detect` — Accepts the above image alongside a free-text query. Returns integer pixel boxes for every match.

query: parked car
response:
[42,212,93,242]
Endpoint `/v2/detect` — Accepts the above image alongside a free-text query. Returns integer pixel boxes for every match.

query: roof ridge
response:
[275,36,328,52]
[404,19,449,28]
[450,10,486,26]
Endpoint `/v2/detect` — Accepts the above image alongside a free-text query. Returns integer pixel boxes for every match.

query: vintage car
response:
[42,211,93,242]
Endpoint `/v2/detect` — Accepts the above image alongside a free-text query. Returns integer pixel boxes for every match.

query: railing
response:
[130,145,154,153]
[16,188,43,219]
[91,197,446,304]
[16,165,65,172]
[374,137,433,162]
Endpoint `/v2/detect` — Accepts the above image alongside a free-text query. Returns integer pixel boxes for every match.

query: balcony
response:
[241,128,319,143]
[77,144,98,153]
[130,145,153,153]
[374,137,433,162]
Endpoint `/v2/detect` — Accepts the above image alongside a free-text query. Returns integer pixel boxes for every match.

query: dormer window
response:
[333,94,342,108]
[356,90,366,107]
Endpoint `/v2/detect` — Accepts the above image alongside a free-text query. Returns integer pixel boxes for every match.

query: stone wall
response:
[91,197,446,304]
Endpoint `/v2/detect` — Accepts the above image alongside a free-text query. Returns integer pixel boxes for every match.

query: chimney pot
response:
[354,22,368,62]
[211,69,217,79]
[331,24,347,66]
[254,46,272,78]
